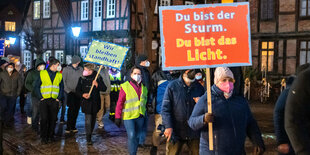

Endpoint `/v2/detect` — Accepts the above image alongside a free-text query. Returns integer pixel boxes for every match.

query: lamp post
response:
[71,26,81,55]
[9,37,16,45]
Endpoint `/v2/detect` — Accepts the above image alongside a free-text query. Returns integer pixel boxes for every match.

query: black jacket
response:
[76,71,106,114]
[0,69,22,97]
[285,68,310,155]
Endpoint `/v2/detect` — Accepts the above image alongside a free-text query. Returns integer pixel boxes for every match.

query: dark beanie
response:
[135,54,148,65]
[72,55,81,64]
[0,60,7,66]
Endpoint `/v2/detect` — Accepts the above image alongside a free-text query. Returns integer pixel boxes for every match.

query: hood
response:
[35,58,46,68]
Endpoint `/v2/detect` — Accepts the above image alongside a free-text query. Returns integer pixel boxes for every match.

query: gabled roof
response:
[54,0,71,28]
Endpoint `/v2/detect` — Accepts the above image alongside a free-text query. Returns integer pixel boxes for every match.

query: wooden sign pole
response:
[206,68,213,150]
[88,65,103,96]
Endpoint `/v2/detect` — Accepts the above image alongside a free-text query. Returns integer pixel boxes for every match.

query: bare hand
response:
[83,93,90,99]
[164,128,173,142]
[92,80,98,88]
[193,97,200,103]
[56,99,59,102]
[278,144,289,154]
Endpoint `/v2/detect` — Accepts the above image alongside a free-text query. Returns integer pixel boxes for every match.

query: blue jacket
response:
[188,85,264,155]
[161,76,205,140]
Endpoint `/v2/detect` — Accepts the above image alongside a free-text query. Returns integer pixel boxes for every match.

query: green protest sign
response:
[84,40,129,70]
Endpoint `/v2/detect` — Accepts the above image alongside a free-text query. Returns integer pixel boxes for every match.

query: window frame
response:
[43,50,51,63]
[33,1,40,20]
[94,0,102,18]
[298,40,310,65]
[106,0,116,18]
[260,0,275,21]
[299,0,310,19]
[23,50,32,69]
[81,0,89,21]
[43,0,50,19]
[80,46,88,59]
[260,41,276,72]
[185,1,195,5]
[5,21,16,32]
[160,0,171,6]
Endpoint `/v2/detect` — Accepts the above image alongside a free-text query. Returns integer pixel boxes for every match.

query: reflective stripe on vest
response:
[40,70,62,99]
[110,73,121,92]
[121,81,148,120]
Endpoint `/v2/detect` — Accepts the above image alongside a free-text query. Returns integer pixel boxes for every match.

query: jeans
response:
[0,120,3,155]
[40,99,59,140]
[139,112,148,145]
[0,95,17,123]
[25,93,32,117]
[85,113,96,142]
[59,94,66,121]
[97,93,110,124]
[66,92,80,130]
[32,96,40,130]
[166,139,199,155]
[124,117,144,155]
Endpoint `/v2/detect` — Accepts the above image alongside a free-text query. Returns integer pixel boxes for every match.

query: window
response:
[300,0,310,17]
[43,50,51,63]
[33,1,40,19]
[43,0,50,18]
[260,0,275,20]
[81,0,89,20]
[299,41,310,65]
[160,0,171,6]
[261,41,274,72]
[23,50,32,69]
[55,50,64,64]
[185,1,195,5]
[107,0,115,18]
[94,0,102,18]
[5,21,16,32]
[80,46,88,59]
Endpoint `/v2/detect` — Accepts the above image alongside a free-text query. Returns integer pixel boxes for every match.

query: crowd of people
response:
[0,53,309,155]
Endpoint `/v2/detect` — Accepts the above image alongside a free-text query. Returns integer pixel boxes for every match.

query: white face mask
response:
[145,61,150,67]
[195,75,202,80]
[38,65,45,71]
[16,61,20,66]
[7,68,13,72]
[132,74,142,83]
[57,65,62,71]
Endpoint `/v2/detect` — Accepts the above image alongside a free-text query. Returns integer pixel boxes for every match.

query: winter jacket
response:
[188,85,265,155]
[76,71,106,114]
[285,68,310,155]
[161,76,205,140]
[34,68,64,101]
[62,64,83,93]
[99,67,111,94]
[25,59,45,96]
[0,69,22,97]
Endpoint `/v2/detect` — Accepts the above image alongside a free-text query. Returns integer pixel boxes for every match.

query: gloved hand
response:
[204,113,214,124]
[253,145,265,155]
[115,118,121,128]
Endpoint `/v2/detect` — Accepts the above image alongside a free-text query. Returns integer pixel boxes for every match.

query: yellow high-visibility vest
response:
[110,73,121,92]
[121,81,148,120]
[40,70,62,99]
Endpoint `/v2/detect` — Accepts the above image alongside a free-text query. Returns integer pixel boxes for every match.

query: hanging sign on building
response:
[159,2,251,70]
[0,39,5,57]
[84,40,129,70]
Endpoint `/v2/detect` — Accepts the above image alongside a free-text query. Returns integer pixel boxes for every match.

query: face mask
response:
[83,70,91,76]
[38,65,45,71]
[57,65,62,71]
[218,82,234,93]
[16,61,20,66]
[195,75,202,80]
[132,74,142,83]
[145,61,150,67]
[7,68,13,72]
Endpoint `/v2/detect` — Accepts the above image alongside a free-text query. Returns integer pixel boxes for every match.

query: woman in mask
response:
[188,67,265,155]
[76,63,106,145]
[114,66,148,155]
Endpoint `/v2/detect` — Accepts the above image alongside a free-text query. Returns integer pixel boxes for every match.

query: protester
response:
[285,63,310,155]
[0,63,22,127]
[34,58,64,144]
[161,69,204,155]
[19,65,27,114]
[25,59,46,131]
[97,66,111,128]
[24,59,36,124]
[0,60,8,72]
[57,63,66,123]
[195,69,205,87]
[274,76,295,155]
[188,67,265,155]
[63,56,83,133]
[108,68,121,121]
[115,66,148,155]
[76,63,106,145]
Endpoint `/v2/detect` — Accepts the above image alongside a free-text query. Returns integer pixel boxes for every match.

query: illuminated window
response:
[44,50,51,62]
[261,41,274,72]
[55,50,64,63]
[23,50,32,69]
[33,1,40,19]
[80,46,88,59]
[43,0,50,18]
[107,0,115,18]
[81,0,89,20]
[299,41,310,65]
[5,21,16,32]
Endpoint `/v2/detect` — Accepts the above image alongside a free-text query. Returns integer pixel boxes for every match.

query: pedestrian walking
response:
[0,63,22,127]
[19,65,27,114]
[161,69,205,155]
[25,59,46,132]
[108,68,121,122]
[115,66,148,155]
[24,59,37,125]
[34,58,64,144]
[188,67,265,155]
[63,56,83,133]
[76,63,106,145]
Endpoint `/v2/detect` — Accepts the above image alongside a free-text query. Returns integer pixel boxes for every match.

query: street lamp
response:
[71,26,81,55]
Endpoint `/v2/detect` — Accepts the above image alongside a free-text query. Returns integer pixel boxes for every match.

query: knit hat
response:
[214,67,234,84]
[135,54,148,66]
[0,60,7,67]
[72,55,81,64]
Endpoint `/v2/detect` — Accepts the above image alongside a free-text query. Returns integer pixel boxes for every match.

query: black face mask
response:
[187,70,196,80]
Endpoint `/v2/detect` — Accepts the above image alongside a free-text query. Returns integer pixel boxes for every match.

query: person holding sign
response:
[114,66,148,155]
[188,67,265,155]
[161,69,204,155]
[75,63,106,145]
